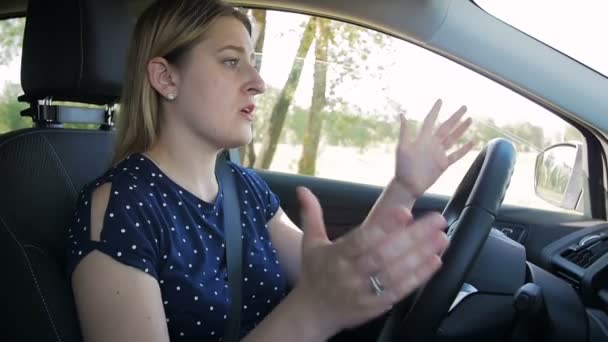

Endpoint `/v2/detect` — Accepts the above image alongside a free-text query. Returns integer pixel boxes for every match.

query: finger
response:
[390,254,443,303]
[297,187,330,249]
[420,99,442,137]
[435,105,467,140]
[404,212,447,238]
[336,224,388,259]
[337,207,412,258]
[373,231,448,298]
[447,141,474,165]
[358,251,444,308]
[363,205,412,233]
[354,228,415,275]
[354,213,446,274]
[430,229,450,256]
[442,117,473,149]
[398,112,410,147]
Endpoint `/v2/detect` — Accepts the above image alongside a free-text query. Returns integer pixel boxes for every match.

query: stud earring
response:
[167,93,176,101]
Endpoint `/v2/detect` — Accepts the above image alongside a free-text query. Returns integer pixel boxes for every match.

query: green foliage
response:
[0,82,30,133]
[253,87,280,140]
[283,105,309,144]
[503,121,545,152]
[0,18,25,65]
[460,118,547,152]
[322,110,400,151]
[280,100,415,152]
[0,17,28,133]
[564,126,584,143]
[324,19,393,96]
[536,153,571,204]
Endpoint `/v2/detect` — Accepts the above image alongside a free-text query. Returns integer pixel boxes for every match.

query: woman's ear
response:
[147,57,180,100]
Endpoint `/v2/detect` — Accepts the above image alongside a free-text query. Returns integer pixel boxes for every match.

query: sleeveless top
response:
[65,153,289,341]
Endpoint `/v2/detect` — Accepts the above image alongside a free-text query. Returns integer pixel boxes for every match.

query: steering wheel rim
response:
[378,138,516,342]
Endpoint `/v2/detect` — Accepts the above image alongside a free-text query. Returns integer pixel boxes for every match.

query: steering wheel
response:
[377,138,516,342]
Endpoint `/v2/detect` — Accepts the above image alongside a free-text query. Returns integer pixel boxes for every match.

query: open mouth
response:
[240,104,256,122]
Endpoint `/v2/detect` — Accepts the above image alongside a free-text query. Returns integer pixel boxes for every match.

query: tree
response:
[461,119,502,149]
[0,18,25,65]
[458,118,547,152]
[503,122,544,152]
[0,83,30,133]
[295,19,394,175]
[0,18,28,134]
[255,17,317,169]
[240,9,267,167]
[321,105,414,151]
[297,19,330,175]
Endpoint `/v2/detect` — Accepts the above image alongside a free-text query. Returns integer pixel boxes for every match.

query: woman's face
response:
[170,16,265,149]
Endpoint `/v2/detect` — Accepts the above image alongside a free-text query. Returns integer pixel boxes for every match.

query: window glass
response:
[242,10,585,214]
[0,17,29,133]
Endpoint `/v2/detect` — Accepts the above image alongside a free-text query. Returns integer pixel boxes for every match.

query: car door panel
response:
[258,169,596,266]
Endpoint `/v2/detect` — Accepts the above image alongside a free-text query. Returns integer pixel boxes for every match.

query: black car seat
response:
[0,0,134,340]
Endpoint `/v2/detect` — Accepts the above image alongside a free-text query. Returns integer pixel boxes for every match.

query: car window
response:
[241,9,586,215]
[0,17,29,133]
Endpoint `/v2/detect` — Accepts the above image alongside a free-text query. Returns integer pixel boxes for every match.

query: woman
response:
[65,0,473,341]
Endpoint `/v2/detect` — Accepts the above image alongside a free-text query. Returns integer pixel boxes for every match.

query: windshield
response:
[475,0,608,77]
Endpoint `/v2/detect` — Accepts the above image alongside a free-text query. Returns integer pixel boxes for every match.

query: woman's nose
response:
[245,65,266,96]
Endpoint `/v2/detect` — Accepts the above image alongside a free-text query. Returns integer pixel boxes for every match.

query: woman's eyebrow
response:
[217,44,256,62]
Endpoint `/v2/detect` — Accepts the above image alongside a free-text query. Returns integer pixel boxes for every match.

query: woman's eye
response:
[223,58,240,68]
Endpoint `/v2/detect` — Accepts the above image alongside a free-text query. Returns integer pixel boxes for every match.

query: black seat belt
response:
[217,151,243,342]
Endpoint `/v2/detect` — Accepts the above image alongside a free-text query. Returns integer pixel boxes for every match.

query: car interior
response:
[0,0,607,341]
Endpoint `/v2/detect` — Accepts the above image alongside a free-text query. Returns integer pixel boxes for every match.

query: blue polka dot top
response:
[65,153,289,341]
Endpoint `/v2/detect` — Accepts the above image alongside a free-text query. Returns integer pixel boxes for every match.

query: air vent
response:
[561,237,608,268]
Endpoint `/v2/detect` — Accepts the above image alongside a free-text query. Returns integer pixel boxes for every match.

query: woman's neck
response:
[145,125,221,203]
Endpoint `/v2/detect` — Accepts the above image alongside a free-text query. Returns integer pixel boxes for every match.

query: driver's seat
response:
[0,0,133,340]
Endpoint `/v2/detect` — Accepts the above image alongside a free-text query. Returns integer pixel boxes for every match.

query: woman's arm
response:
[72,251,171,342]
[241,286,332,342]
[74,186,329,342]
[75,250,329,342]
[74,183,447,342]
[71,184,171,342]
[267,208,303,286]
[365,101,472,226]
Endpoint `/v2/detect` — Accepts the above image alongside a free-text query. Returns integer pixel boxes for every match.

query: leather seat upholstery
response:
[0,0,137,340]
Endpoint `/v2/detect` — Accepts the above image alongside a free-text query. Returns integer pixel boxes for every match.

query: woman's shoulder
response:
[226,161,266,182]
[226,161,268,190]
[81,153,153,198]
[226,161,281,220]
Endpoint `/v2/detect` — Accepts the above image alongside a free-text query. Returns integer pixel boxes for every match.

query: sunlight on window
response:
[0,17,29,133]
[245,9,584,214]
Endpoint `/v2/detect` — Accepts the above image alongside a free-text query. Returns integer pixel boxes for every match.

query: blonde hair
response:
[113,0,251,165]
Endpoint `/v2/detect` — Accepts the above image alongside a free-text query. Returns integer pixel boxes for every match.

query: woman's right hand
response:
[292,187,449,337]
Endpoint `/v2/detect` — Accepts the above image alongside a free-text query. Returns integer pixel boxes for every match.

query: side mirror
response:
[534,143,585,211]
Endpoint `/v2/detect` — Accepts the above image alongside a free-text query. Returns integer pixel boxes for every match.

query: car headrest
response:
[20,0,135,105]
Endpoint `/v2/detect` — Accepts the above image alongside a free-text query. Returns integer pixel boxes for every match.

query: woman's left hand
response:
[394,99,474,198]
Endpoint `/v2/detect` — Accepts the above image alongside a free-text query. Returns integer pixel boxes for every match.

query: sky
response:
[1,1,605,142]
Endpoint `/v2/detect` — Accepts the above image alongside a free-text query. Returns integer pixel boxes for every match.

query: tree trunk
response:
[252,10,267,71]
[254,18,317,169]
[298,19,329,176]
[241,9,267,166]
